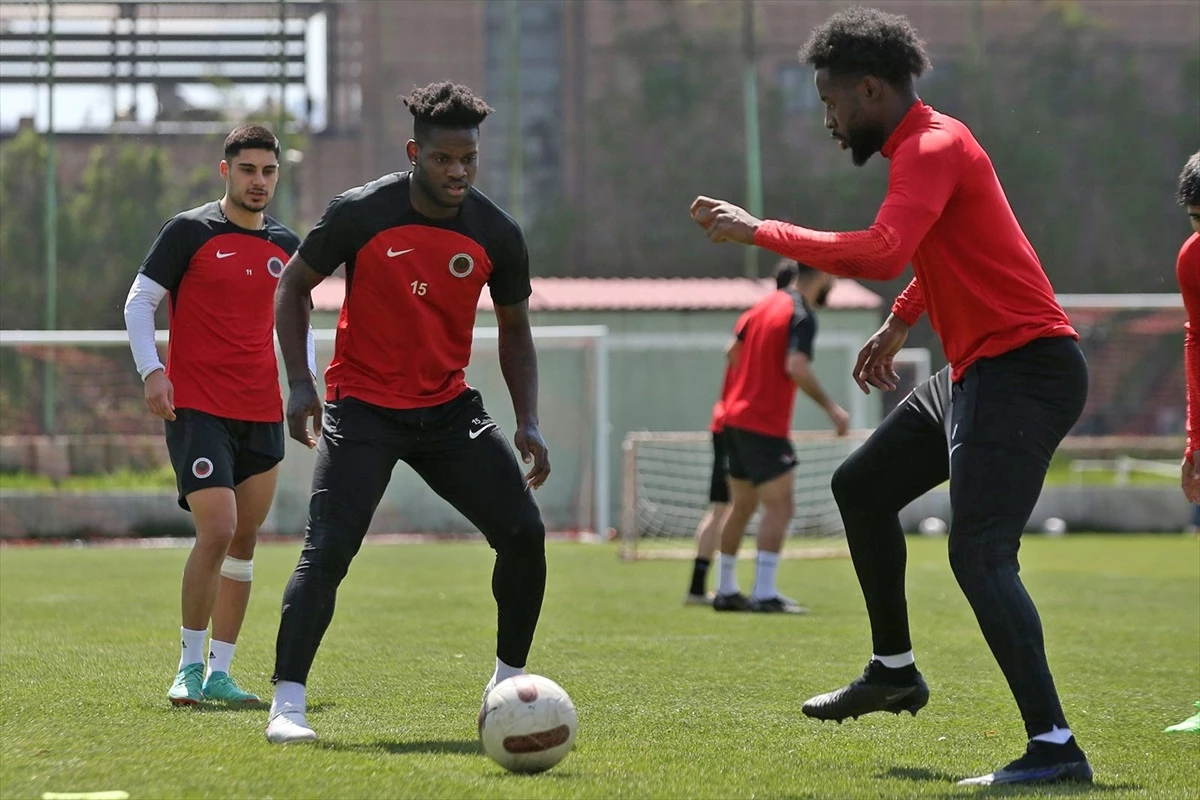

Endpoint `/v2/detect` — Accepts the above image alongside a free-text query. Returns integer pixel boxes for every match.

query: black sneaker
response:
[748,595,809,614]
[801,660,929,722]
[713,592,751,612]
[957,737,1093,786]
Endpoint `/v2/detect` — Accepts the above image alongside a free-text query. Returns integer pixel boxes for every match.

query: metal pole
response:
[593,331,611,539]
[741,0,763,280]
[507,0,523,225]
[43,0,58,436]
[276,0,291,226]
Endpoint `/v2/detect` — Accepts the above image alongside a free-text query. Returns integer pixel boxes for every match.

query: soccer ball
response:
[479,674,577,773]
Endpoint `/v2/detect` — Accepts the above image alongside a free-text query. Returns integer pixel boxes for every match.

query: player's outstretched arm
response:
[786,351,849,436]
[495,300,550,488]
[276,255,326,448]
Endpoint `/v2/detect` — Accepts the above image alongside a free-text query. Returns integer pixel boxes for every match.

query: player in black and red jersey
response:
[265,82,550,744]
[123,124,306,707]
[711,259,847,615]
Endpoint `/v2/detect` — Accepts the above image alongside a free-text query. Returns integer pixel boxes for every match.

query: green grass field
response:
[1,536,1197,800]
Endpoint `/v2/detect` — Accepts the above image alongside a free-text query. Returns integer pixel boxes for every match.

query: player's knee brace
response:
[220,555,254,582]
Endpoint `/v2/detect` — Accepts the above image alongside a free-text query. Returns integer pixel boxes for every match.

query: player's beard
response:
[233,189,269,212]
[846,124,887,167]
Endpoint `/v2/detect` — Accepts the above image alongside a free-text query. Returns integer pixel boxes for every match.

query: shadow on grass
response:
[316,738,481,756]
[881,767,1142,796]
[167,701,335,715]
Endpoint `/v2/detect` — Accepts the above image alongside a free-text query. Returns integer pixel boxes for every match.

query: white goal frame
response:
[0,325,614,537]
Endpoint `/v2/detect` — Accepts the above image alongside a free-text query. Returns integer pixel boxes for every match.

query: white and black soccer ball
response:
[479,674,577,773]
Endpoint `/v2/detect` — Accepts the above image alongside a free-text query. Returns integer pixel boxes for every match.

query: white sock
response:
[1032,725,1073,745]
[751,551,780,600]
[491,658,524,686]
[873,651,916,669]
[206,639,235,678]
[271,680,306,715]
[179,626,207,668]
[718,553,739,595]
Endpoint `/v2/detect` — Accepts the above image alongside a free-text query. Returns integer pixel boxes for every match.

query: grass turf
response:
[1,535,1197,799]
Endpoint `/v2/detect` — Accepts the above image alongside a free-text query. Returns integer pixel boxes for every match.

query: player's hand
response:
[853,314,909,394]
[286,377,323,449]
[514,424,551,489]
[689,196,761,245]
[826,403,851,437]
[1182,453,1200,503]
[144,369,176,421]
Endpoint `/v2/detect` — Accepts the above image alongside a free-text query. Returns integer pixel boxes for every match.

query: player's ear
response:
[860,75,882,102]
[219,159,229,180]
[405,139,419,166]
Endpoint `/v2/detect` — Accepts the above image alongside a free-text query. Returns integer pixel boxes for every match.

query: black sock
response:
[866,660,919,685]
[689,558,711,596]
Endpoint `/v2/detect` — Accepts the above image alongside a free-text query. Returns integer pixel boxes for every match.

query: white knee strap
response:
[220,556,253,582]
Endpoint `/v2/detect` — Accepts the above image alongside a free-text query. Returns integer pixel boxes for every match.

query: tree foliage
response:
[0,130,218,330]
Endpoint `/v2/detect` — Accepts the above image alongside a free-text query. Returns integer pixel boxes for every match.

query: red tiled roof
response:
[311,276,882,313]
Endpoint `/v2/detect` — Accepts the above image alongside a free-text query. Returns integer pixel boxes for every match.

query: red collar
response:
[881,100,932,159]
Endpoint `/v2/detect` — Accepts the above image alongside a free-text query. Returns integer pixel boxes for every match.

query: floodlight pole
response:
[508,0,523,226]
[741,0,762,280]
[277,0,292,226]
[44,0,58,436]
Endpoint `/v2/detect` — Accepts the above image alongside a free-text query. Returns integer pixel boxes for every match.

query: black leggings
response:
[272,390,547,686]
[831,336,1088,738]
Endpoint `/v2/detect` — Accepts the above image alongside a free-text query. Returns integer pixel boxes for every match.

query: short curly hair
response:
[799,6,932,87]
[1179,151,1200,207]
[402,81,494,142]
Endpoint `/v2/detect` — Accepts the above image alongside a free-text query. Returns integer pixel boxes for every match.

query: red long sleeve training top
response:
[754,101,1076,382]
[1177,232,1200,460]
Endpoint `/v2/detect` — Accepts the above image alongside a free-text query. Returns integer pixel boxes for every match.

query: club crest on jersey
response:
[267,256,285,278]
[449,253,475,279]
[192,457,214,479]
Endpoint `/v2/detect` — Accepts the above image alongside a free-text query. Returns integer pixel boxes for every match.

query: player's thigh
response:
[185,486,238,547]
[304,398,403,554]
[709,431,731,504]
[756,468,794,513]
[230,421,284,540]
[165,409,238,513]
[833,385,950,507]
[408,392,543,546]
[948,338,1087,519]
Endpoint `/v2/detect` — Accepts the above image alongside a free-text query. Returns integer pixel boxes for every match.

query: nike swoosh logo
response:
[468,423,497,439]
[883,688,914,703]
[216,251,236,259]
[387,247,415,258]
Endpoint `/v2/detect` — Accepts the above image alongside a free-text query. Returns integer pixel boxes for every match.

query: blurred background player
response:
[122,125,306,706]
[266,82,550,744]
[711,259,848,614]
[1175,151,1200,512]
[683,371,733,606]
[690,6,1092,787]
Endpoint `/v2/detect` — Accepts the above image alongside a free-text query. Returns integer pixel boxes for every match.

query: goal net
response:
[620,429,872,561]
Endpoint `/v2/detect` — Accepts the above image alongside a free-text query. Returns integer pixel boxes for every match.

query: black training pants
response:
[831,336,1088,738]
[272,389,547,686]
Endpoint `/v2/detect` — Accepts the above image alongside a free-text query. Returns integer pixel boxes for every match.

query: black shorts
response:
[164,409,285,511]
[306,388,543,546]
[708,431,731,504]
[723,425,796,487]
